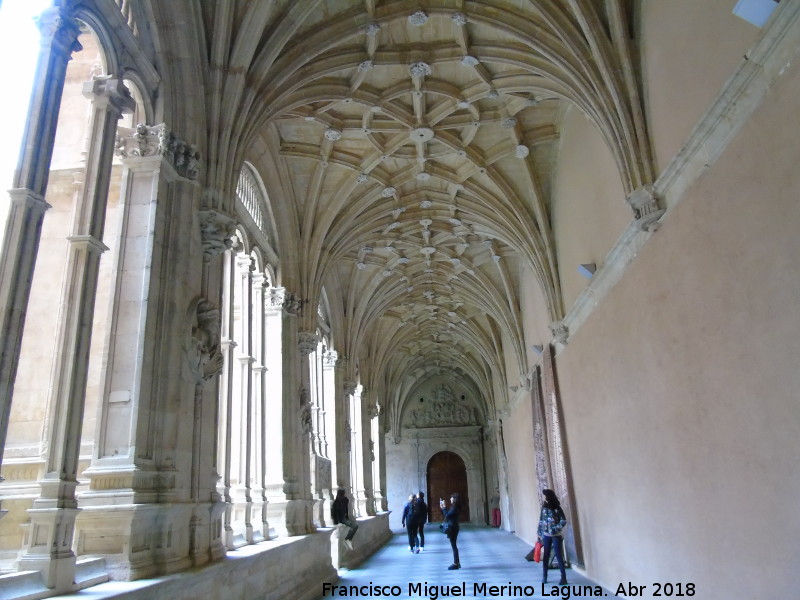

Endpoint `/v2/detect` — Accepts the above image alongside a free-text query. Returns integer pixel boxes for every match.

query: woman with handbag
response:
[537,489,568,585]
[439,493,461,570]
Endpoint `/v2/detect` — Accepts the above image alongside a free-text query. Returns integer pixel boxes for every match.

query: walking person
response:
[439,493,461,569]
[332,488,359,550]
[401,494,419,552]
[537,488,568,585]
[413,491,428,552]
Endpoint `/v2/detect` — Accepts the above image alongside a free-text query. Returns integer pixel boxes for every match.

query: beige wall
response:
[551,106,630,310]
[503,392,539,542]
[640,0,759,173]
[553,45,800,599]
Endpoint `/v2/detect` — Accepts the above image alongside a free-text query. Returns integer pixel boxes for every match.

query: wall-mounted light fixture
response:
[578,263,596,279]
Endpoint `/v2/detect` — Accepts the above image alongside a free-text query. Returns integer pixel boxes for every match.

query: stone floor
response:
[319,525,605,599]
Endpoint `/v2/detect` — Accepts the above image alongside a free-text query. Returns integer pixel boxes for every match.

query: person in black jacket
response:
[537,488,568,585]
[401,494,418,552]
[413,491,428,552]
[332,488,358,550]
[440,493,461,569]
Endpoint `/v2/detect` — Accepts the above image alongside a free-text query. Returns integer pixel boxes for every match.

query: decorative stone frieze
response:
[405,384,478,428]
[627,185,665,232]
[187,298,224,384]
[115,123,202,180]
[198,209,236,257]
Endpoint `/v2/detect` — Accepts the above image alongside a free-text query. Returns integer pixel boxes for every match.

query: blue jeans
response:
[340,517,358,541]
[542,535,566,581]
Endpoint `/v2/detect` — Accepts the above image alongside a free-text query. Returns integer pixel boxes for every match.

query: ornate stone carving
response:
[300,388,313,435]
[344,381,356,396]
[405,384,478,428]
[298,332,319,356]
[186,299,223,384]
[515,145,530,158]
[408,10,429,26]
[461,55,479,67]
[115,123,202,180]
[344,420,352,451]
[408,62,432,78]
[365,22,381,36]
[627,185,665,232]
[280,291,305,316]
[451,12,468,26]
[550,321,569,345]
[501,117,517,129]
[323,350,338,368]
[198,209,236,257]
[324,128,342,141]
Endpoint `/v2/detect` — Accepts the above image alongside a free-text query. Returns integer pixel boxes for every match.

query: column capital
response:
[35,6,82,55]
[7,188,50,215]
[323,350,338,369]
[344,381,357,396]
[82,76,135,116]
[114,123,202,181]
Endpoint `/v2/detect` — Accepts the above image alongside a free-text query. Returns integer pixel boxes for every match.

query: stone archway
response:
[427,450,470,523]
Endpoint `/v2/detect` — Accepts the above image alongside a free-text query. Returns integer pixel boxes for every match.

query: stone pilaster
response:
[251,272,269,540]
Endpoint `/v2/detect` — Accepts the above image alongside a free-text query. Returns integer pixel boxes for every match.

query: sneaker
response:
[447,563,461,570]
[414,547,420,554]
[344,539,353,550]
[419,547,424,553]
[410,548,415,553]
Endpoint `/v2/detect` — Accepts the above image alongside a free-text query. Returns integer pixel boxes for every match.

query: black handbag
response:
[440,521,451,534]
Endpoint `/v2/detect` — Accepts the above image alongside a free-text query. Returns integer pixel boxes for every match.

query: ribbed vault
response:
[191,0,652,431]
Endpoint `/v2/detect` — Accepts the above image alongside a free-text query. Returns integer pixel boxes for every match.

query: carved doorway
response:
[427,451,470,523]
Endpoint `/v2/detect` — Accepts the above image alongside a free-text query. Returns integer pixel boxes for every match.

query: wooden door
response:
[426,451,470,522]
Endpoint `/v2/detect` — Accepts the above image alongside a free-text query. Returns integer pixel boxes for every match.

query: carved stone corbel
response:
[298,332,319,356]
[199,209,236,257]
[627,185,665,232]
[186,298,223,384]
[549,321,569,345]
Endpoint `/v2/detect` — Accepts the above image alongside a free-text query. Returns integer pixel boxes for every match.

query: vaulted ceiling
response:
[184,0,652,425]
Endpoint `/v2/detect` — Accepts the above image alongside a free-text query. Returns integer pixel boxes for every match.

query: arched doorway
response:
[427,451,470,523]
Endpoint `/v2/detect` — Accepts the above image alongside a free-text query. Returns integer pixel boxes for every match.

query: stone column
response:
[263,287,285,536]
[251,272,268,540]
[360,392,376,516]
[297,330,319,530]
[17,76,134,590]
[334,359,352,492]
[0,6,81,473]
[234,253,255,545]
[280,294,313,535]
